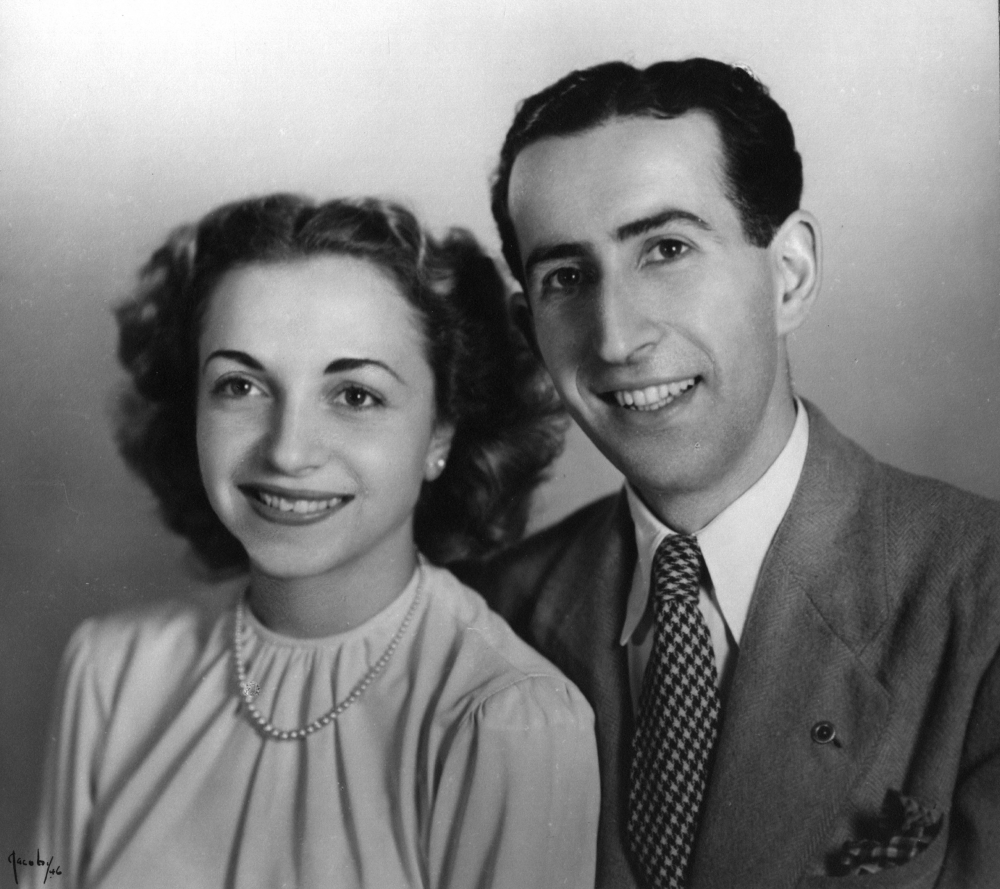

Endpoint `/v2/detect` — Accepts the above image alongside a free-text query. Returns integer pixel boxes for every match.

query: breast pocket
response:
[797,827,947,889]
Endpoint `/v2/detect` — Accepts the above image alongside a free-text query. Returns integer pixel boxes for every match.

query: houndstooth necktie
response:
[627,534,720,889]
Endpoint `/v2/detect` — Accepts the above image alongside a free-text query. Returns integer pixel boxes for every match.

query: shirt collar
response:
[620,398,810,645]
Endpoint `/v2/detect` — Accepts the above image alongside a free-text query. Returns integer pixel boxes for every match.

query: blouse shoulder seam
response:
[460,671,584,728]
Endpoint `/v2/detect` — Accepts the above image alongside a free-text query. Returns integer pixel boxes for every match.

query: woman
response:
[34,194,599,888]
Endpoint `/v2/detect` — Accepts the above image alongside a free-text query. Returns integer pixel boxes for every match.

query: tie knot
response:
[651,534,702,604]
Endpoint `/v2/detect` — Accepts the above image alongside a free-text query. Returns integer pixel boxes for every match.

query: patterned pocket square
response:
[834,790,944,876]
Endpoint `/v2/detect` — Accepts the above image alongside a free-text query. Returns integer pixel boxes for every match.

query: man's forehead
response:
[508,112,729,240]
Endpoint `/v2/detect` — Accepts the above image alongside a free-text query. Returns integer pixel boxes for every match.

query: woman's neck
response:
[246,548,419,638]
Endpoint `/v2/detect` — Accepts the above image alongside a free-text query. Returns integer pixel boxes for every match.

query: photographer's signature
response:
[8,850,62,885]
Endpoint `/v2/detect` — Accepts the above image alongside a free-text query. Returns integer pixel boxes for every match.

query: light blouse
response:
[34,562,599,888]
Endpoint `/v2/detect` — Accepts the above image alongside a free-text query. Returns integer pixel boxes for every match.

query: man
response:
[463,59,1000,887]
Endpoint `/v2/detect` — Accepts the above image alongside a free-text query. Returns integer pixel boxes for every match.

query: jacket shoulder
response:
[453,492,624,625]
[803,404,1000,651]
[879,459,1000,531]
[875,460,1000,612]
[805,399,1000,551]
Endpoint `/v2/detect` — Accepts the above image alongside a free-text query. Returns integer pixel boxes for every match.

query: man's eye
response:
[542,267,585,292]
[650,239,689,262]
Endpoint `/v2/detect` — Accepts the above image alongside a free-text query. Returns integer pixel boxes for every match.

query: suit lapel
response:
[690,404,894,887]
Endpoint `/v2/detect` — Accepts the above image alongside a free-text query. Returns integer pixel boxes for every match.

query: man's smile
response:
[609,376,699,411]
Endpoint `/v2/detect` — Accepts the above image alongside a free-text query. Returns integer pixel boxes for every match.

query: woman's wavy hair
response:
[114,193,566,572]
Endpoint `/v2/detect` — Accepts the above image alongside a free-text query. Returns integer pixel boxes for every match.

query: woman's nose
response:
[264,398,327,475]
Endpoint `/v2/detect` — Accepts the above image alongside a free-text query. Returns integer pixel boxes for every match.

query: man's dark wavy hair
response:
[491,57,803,282]
[114,193,566,572]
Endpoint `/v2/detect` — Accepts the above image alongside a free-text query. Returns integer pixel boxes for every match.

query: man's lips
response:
[602,376,699,411]
[239,484,354,523]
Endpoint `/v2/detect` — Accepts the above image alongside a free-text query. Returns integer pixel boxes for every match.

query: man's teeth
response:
[257,491,343,514]
[613,378,697,411]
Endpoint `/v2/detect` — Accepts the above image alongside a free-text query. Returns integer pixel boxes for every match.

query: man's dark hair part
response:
[491,57,803,283]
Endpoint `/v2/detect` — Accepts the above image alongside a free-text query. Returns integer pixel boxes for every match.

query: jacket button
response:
[811,721,836,744]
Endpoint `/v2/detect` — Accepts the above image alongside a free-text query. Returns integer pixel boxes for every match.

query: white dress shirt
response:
[621,399,810,708]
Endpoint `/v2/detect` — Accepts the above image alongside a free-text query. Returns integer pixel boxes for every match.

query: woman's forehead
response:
[199,256,427,367]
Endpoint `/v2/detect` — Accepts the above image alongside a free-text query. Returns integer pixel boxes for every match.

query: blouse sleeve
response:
[33,620,111,889]
[425,676,600,889]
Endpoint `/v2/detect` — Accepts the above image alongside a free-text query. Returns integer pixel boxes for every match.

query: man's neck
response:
[637,397,800,534]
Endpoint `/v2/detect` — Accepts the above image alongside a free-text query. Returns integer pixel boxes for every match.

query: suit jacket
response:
[460,402,1000,888]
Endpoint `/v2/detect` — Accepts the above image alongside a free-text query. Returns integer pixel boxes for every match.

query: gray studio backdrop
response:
[2,0,998,858]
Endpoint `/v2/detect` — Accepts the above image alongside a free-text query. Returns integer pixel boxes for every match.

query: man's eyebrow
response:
[523,243,590,279]
[522,210,712,278]
[614,209,711,242]
[202,352,403,384]
[202,349,262,373]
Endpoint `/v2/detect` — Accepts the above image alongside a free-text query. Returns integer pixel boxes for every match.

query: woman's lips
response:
[239,485,353,525]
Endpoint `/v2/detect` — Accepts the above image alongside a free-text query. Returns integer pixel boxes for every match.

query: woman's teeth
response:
[257,492,343,514]
[613,378,697,411]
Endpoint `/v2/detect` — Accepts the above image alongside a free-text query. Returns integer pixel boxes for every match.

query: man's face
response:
[508,112,797,525]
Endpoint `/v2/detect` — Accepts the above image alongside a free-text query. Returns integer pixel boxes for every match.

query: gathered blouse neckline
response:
[239,563,423,651]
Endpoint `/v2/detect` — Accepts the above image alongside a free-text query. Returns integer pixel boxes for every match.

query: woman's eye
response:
[335,386,380,409]
[212,377,262,398]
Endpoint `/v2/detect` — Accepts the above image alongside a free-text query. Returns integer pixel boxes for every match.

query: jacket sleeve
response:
[936,638,1000,886]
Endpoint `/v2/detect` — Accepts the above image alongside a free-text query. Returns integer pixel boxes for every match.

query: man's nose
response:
[591,274,658,365]
[264,398,327,475]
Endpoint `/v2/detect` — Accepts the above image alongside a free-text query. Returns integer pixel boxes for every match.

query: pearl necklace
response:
[233,566,424,741]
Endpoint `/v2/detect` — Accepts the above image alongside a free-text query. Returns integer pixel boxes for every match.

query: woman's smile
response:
[240,484,354,525]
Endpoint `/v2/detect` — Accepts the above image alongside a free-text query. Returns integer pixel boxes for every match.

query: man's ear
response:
[771,210,821,336]
[511,290,541,358]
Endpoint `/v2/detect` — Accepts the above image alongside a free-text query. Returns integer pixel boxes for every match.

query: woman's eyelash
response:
[207,377,385,409]
[211,376,261,398]
[334,386,384,409]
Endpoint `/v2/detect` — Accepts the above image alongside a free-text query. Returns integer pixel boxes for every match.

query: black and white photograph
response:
[2,1,998,886]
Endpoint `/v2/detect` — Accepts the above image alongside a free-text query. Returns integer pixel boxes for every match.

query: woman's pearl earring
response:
[434,457,447,471]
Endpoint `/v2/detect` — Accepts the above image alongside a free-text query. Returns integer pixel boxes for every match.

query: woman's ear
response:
[511,291,541,358]
[424,423,455,482]
[771,210,822,336]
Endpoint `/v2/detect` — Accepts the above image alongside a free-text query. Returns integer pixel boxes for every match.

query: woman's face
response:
[196,255,452,588]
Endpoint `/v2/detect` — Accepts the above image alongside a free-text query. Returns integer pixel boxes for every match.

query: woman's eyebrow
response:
[202,349,262,373]
[324,357,403,384]
[202,352,404,384]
